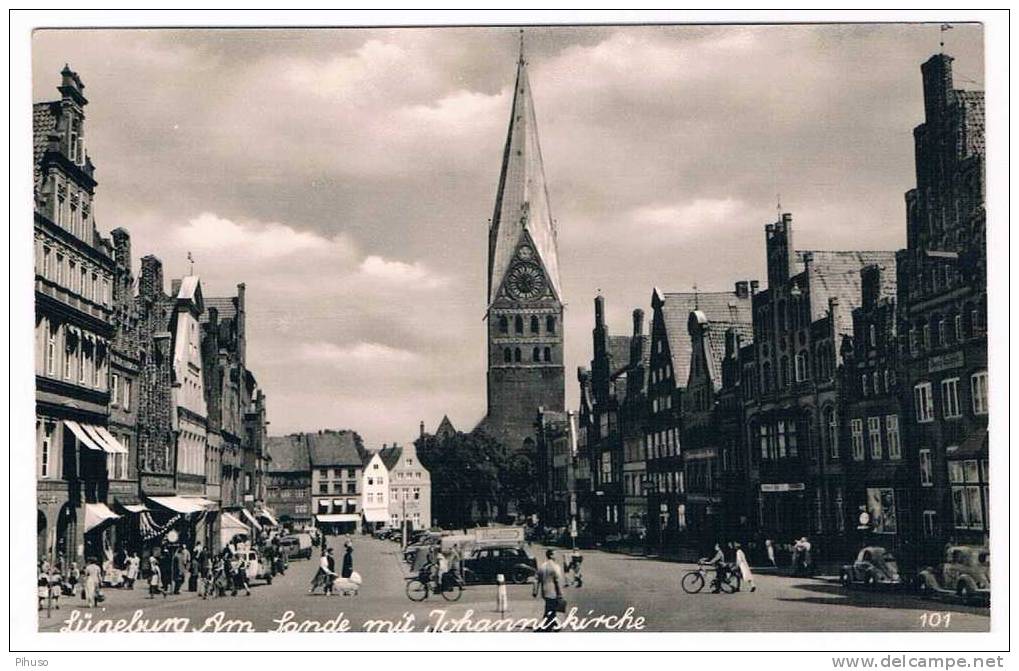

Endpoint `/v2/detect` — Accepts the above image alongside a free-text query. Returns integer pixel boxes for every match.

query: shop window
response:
[914,382,934,422]
[970,371,988,415]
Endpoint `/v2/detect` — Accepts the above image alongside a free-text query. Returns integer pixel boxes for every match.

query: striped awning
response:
[64,420,104,451]
[84,503,120,533]
[147,496,206,515]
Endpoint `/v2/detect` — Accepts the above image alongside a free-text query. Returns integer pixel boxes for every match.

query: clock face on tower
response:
[506,262,546,300]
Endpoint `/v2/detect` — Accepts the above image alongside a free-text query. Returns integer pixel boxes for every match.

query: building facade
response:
[308,430,363,534]
[382,442,432,531]
[265,434,312,528]
[361,452,389,531]
[896,53,987,559]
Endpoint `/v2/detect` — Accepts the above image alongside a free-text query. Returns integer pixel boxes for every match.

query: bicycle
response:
[681,561,741,594]
[405,571,464,602]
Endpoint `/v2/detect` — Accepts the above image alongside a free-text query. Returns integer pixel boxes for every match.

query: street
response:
[38,537,989,633]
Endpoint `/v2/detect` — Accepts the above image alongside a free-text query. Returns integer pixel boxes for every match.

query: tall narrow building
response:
[479,41,565,456]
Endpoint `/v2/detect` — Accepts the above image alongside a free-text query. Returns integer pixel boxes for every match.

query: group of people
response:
[146,544,256,600]
[37,555,104,610]
[309,539,354,596]
[704,541,757,593]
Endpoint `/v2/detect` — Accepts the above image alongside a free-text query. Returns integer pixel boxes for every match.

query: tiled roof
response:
[33,102,59,198]
[704,321,753,388]
[799,251,897,337]
[606,335,632,376]
[379,445,403,471]
[266,434,310,473]
[307,430,362,467]
[659,290,753,389]
[200,296,238,323]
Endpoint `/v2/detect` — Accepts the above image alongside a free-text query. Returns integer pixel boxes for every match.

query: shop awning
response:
[118,502,148,514]
[93,426,129,454]
[316,514,360,524]
[84,503,120,533]
[64,420,104,451]
[948,428,988,459]
[363,508,387,522]
[256,509,279,527]
[332,499,346,507]
[239,507,263,531]
[147,496,206,515]
[183,497,218,510]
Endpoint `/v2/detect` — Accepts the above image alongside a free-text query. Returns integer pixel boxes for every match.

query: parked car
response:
[236,549,274,585]
[840,546,904,589]
[917,545,990,603]
[278,533,313,560]
[462,545,537,584]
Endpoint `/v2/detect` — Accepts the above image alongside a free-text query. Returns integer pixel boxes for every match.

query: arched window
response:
[498,316,508,334]
[503,348,512,363]
[532,347,540,362]
[762,362,772,392]
[825,406,839,460]
[543,347,551,362]
[530,316,540,334]
[514,348,521,362]
[514,316,523,334]
[780,356,790,387]
[546,316,555,333]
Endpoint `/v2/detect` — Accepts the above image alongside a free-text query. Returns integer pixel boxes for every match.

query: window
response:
[970,371,988,415]
[955,314,963,342]
[861,374,869,397]
[532,347,540,362]
[922,323,931,349]
[869,324,877,347]
[39,422,54,478]
[46,322,57,376]
[914,382,934,422]
[91,273,98,303]
[63,330,74,379]
[503,348,511,363]
[530,316,539,333]
[413,487,420,500]
[922,510,937,537]
[886,415,901,460]
[794,352,808,382]
[780,356,790,387]
[600,452,612,484]
[949,459,986,529]
[498,316,508,333]
[866,487,898,534]
[919,449,933,486]
[346,481,356,494]
[514,348,521,363]
[111,373,120,406]
[909,327,918,355]
[867,417,882,459]
[826,407,839,460]
[543,347,551,362]
[42,246,52,279]
[123,378,132,411]
[938,318,947,346]
[851,419,864,460]
[318,482,328,494]
[514,316,523,334]
[941,378,961,418]
[546,316,555,333]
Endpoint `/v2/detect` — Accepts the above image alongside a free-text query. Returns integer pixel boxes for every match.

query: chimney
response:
[735,281,749,299]
[171,279,182,298]
[110,228,131,270]
[594,294,605,328]
[766,213,796,287]
[861,265,882,310]
[58,64,87,106]
[139,255,164,301]
[236,283,247,366]
[921,53,954,122]
[207,306,219,328]
[419,421,425,438]
[632,308,644,337]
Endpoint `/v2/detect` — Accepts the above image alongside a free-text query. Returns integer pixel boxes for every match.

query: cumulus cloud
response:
[31,25,984,445]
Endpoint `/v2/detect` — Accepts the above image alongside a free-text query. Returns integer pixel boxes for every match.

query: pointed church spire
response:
[487,33,562,307]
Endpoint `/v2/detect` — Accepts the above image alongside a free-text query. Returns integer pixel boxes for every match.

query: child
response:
[148,557,164,599]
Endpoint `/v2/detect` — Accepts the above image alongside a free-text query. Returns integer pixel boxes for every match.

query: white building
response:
[170,276,208,498]
[380,442,431,531]
[361,451,389,530]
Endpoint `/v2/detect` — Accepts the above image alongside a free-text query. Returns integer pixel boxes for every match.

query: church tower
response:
[480,37,565,456]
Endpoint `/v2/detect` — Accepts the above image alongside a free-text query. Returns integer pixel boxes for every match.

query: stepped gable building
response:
[680,285,755,550]
[895,53,986,556]
[620,308,650,537]
[265,434,312,527]
[380,442,432,531]
[644,285,752,549]
[743,213,896,560]
[34,65,124,562]
[478,41,565,460]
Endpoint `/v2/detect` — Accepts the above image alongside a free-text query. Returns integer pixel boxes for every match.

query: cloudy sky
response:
[32,23,983,447]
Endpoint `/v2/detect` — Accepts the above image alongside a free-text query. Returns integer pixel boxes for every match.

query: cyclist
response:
[706,543,726,593]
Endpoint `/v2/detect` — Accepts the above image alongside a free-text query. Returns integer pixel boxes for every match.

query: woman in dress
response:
[124,552,140,589]
[82,557,102,608]
[148,556,164,599]
[734,542,757,592]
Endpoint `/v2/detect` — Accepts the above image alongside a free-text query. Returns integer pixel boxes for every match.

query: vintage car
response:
[278,533,313,560]
[235,549,274,585]
[461,545,537,585]
[917,545,990,603]
[840,546,903,589]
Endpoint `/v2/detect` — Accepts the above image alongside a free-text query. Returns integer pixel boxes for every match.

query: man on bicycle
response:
[706,543,726,593]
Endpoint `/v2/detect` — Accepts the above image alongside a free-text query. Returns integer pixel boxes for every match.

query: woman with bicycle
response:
[707,543,727,593]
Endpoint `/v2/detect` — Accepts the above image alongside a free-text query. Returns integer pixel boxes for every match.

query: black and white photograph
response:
[9,9,1009,661]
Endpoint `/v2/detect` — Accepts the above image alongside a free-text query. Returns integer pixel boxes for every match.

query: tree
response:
[416,429,508,528]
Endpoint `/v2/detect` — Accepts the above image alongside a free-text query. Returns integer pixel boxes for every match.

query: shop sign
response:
[928,351,964,374]
[760,482,805,492]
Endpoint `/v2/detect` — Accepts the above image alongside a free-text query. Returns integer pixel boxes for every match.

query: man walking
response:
[172,545,190,594]
[534,549,563,632]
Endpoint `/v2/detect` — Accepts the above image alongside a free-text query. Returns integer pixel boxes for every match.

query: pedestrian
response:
[233,554,252,596]
[341,542,354,579]
[309,547,336,595]
[534,548,564,632]
[82,557,102,608]
[734,542,756,592]
[199,550,214,599]
[159,546,173,593]
[148,557,164,599]
[765,539,777,567]
[801,537,813,575]
[172,544,190,594]
[450,543,463,581]
[37,565,49,610]
[189,544,202,592]
[124,552,140,589]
